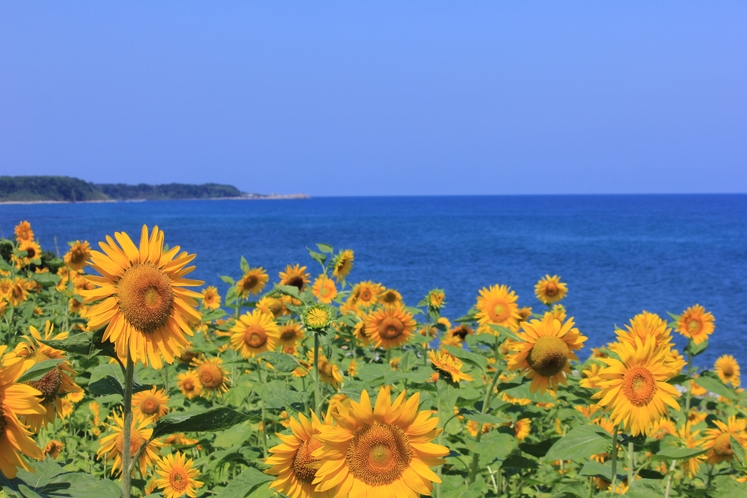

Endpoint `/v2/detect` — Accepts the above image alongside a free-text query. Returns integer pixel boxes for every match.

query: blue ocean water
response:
[1,195,745,367]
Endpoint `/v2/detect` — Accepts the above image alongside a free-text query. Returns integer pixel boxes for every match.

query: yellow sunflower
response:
[350,281,383,308]
[42,440,64,459]
[429,350,474,383]
[15,240,42,268]
[277,321,305,349]
[155,451,204,498]
[200,286,221,310]
[256,296,284,317]
[191,356,229,399]
[506,312,587,393]
[715,355,740,387]
[534,275,568,305]
[0,346,45,478]
[97,411,163,477]
[379,288,403,308]
[313,386,449,497]
[279,264,311,291]
[236,267,269,297]
[614,311,672,350]
[13,321,82,432]
[676,423,705,478]
[446,324,474,344]
[132,386,170,421]
[311,275,338,304]
[3,278,28,306]
[702,416,747,464]
[64,241,91,270]
[14,221,34,242]
[507,418,531,441]
[230,310,280,358]
[266,411,334,498]
[177,371,202,399]
[306,351,343,388]
[364,305,417,350]
[80,225,203,368]
[332,250,354,281]
[650,418,677,440]
[475,284,521,334]
[426,289,446,309]
[353,321,370,346]
[593,337,684,436]
[676,304,715,345]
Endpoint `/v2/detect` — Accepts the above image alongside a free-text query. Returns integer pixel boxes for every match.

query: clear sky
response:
[1,2,745,196]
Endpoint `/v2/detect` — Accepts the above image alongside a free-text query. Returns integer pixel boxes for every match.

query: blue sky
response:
[1,2,745,196]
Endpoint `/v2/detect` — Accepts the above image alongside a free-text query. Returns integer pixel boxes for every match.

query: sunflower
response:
[446,324,474,344]
[42,440,64,459]
[279,264,311,291]
[176,371,202,400]
[230,310,280,358]
[64,241,91,270]
[257,296,285,317]
[200,286,221,310]
[475,284,521,334]
[80,225,203,368]
[311,275,338,304]
[506,313,587,393]
[15,240,42,268]
[675,423,705,478]
[702,416,747,464]
[593,337,684,436]
[676,304,715,345]
[236,267,268,297]
[313,387,448,497]
[534,275,568,305]
[426,289,446,310]
[614,311,672,351]
[429,350,473,383]
[715,355,740,387]
[12,321,82,432]
[4,279,28,306]
[332,250,354,281]
[277,321,305,349]
[155,451,204,498]
[14,221,34,242]
[266,411,334,498]
[97,411,163,477]
[348,359,359,377]
[650,418,677,440]
[507,418,531,441]
[191,357,229,399]
[0,346,45,478]
[303,304,333,331]
[364,305,417,350]
[350,281,383,308]
[353,321,370,346]
[379,289,403,308]
[132,386,170,421]
[306,351,343,388]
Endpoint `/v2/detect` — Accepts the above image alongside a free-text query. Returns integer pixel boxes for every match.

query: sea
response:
[1,194,745,368]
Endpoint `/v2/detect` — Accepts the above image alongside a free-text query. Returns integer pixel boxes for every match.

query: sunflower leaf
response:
[695,371,737,400]
[150,407,250,440]
[274,284,300,300]
[316,243,334,254]
[219,275,235,285]
[443,345,487,370]
[219,466,274,498]
[306,247,327,266]
[88,364,151,397]
[685,339,709,357]
[732,436,746,465]
[652,446,708,460]
[256,352,300,372]
[487,324,524,343]
[545,424,611,461]
[239,256,249,272]
[16,359,66,383]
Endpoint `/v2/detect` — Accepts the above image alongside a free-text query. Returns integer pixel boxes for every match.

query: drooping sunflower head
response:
[279,264,311,291]
[236,267,269,297]
[277,321,305,347]
[190,356,229,399]
[507,312,587,393]
[534,275,568,305]
[364,304,417,350]
[426,289,446,310]
[176,370,202,400]
[429,349,474,384]
[332,250,354,281]
[133,386,170,421]
[311,275,337,304]
[64,241,91,270]
[155,451,204,498]
[313,386,449,497]
[80,225,203,369]
[475,284,521,334]
[676,304,715,345]
[303,304,333,331]
[229,310,280,358]
[200,286,221,310]
[14,221,34,242]
[715,355,741,387]
[702,416,747,464]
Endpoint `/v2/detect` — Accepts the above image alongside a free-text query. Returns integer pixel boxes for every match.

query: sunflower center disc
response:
[141,397,160,415]
[199,364,223,388]
[118,264,174,334]
[622,367,657,407]
[489,302,509,322]
[27,368,62,404]
[0,404,6,437]
[527,337,569,377]
[69,248,87,266]
[544,282,558,297]
[287,276,304,290]
[244,327,268,348]
[26,246,36,258]
[280,328,297,341]
[293,436,323,483]
[723,366,734,377]
[170,470,188,491]
[713,433,733,457]
[346,423,412,486]
[378,317,404,340]
[687,319,702,333]
[242,276,259,292]
[359,289,372,302]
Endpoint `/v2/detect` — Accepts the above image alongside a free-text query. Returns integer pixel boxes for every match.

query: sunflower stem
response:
[314,332,321,413]
[685,345,693,412]
[663,459,677,498]
[610,425,619,493]
[258,362,268,457]
[467,366,502,484]
[121,354,134,498]
[627,441,634,484]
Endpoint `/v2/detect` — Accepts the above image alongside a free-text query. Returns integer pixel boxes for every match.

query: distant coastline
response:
[0,175,308,203]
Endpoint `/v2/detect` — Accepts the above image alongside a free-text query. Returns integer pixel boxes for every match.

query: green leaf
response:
[257,351,300,372]
[520,437,561,458]
[316,243,334,254]
[696,371,738,400]
[443,345,487,370]
[16,359,65,383]
[151,407,250,440]
[652,446,708,461]
[0,257,10,271]
[220,275,235,285]
[39,328,116,358]
[686,339,708,357]
[201,308,226,322]
[487,324,524,342]
[500,454,537,469]
[306,247,327,266]
[545,425,611,461]
[469,432,517,466]
[733,436,747,466]
[213,422,254,449]
[88,364,151,397]
[274,284,301,300]
[219,466,274,498]
[31,272,60,286]
[626,479,666,498]
[579,461,623,481]
[240,256,250,272]
[461,409,507,426]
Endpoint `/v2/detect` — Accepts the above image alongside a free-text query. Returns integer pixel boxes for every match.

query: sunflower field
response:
[0,221,745,498]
